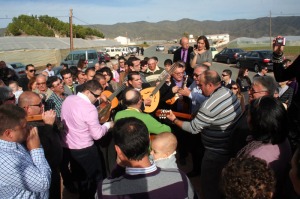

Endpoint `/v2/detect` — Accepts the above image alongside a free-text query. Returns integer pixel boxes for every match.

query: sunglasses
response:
[29,102,43,107]
[231,87,238,90]
[222,74,229,77]
[89,90,100,98]
[28,69,36,73]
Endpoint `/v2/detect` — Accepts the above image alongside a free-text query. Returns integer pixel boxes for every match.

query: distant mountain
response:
[87,16,300,41]
[1,16,300,41]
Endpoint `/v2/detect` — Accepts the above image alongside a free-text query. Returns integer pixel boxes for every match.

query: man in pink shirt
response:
[61,80,113,199]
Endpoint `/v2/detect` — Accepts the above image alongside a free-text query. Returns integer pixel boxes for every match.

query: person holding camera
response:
[190,35,212,68]
[273,36,300,152]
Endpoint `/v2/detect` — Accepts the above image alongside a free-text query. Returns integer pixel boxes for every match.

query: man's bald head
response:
[18,91,40,108]
[180,37,189,50]
[123,89,141,107]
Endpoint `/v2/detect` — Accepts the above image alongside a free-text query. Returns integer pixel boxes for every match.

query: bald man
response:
[18,91,62,199]
[173,36,194,76]
[114,89,171,134]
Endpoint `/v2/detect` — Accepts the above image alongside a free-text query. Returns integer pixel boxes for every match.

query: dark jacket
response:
[173,46,194,76]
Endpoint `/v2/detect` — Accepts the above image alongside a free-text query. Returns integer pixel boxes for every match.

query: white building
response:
[206,34,230,47]
[114,36,130,45]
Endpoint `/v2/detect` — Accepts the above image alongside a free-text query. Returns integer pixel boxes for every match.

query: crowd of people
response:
[0,35,300,199]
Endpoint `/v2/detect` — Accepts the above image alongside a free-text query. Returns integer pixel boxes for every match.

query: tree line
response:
[5,15,105,39]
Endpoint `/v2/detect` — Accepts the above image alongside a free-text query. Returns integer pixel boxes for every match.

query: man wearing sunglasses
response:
[18,64,36,91]
[61,80,113,199]
[221,69,236,89]
[18,91,61,199]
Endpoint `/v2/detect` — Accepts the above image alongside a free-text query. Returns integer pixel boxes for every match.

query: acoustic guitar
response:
[140,64,177,113]
[155,109,193,120]
[166,75,188,105]
[98,82,127,123]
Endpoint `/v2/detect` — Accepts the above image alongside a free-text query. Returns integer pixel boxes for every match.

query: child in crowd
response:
[8,80,23,104]
[150,132,178,169]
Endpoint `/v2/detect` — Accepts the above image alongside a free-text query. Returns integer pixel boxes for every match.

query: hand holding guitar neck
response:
[178,87,191,97]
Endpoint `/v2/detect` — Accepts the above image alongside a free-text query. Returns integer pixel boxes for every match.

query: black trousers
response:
[60,147,75,188]
[70,144,103,199]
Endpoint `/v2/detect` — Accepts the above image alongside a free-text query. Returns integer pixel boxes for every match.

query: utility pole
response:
[69,8,73,51]
[269,10,272,50]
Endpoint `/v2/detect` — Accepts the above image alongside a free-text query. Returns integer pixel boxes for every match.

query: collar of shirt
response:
[172,78,183,87]
[146,65,160,73]
[126,107,141,112]
[77,92,90,103]
[125,162,157,175]
[0,139,23,150]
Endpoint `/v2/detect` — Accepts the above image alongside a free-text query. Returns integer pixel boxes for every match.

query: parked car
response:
[214,48,245,64]
[168,46,180,54]
[121,47,130,56]
[236,50,273,72]
[6,62,26,78]
[210,46,218,59]
[98,51,111,63]
[156,45,165,51]
[105,47,123,59]
[62,50,98,68]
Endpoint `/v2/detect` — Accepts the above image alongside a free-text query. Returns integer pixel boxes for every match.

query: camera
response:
[194,44,197,49]
[275,37,286,46]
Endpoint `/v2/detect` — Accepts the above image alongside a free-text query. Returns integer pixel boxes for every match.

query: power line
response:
[73,16,102,31]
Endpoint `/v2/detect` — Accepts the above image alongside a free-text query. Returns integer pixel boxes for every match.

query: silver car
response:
[6,62,26,78]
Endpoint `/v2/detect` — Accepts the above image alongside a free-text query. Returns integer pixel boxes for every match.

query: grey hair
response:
[252,76,278,96]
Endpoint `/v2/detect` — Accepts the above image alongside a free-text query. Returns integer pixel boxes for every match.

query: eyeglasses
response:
[119,61,125,64]
[222,74,229,77]
[28,69,36,73]
[36,82,46,85]
[89,90,100,98]
[193,73,201,78]
[173,72,184,76]
[231,87,238,90]
[249,88,268,94]
[29,102,43,107]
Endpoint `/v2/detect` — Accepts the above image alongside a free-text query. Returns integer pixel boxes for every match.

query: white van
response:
[62,50,98,68]
[105,47,123,59]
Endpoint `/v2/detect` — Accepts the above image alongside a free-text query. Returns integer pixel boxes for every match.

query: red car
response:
[98,51,111,63]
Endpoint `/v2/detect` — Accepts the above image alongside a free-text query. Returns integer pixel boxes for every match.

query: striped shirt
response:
[97,164,195,199]
[182,86,242,156]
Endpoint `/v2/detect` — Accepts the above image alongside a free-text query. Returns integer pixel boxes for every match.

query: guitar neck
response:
[150,75,169,95]
[173,111,192,120]
[149,62,178,95]
[156,109,192,120]
[108,83,126,101]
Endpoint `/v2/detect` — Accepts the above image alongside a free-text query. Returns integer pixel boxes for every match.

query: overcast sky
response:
[0,0,300,28]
